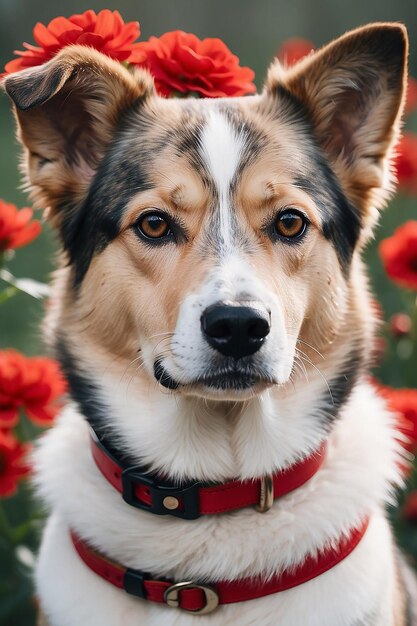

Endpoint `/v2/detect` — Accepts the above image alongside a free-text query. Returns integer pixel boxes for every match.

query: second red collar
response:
[90,429,327,519]
[71,517,369,614]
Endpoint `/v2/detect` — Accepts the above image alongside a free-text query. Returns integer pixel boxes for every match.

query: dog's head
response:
[4,24,407,404]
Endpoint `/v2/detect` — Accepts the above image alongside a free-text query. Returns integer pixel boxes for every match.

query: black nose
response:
[201,302,270,360]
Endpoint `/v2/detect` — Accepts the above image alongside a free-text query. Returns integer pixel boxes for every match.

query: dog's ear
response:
[266,23,408,223]
[3,45,153,233]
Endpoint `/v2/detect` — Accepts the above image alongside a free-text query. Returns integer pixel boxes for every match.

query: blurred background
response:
[0,1,417,625]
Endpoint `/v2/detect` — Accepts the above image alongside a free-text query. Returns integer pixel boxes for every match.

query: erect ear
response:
[266,23,408,223]
[3,45,154,233]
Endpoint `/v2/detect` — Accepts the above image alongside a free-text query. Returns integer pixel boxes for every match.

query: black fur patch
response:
[55,335,108,434]
[154,358,179,390]
[174,112,211,187]
[55,336,145,464]
[317,346,363,428]
[61,106,156,285]
[295,171,362,272]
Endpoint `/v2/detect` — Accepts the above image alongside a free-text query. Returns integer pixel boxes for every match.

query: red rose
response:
[276,38,315,66]
[0,199,41,252]
[134,30,256,98]
[0,350,67,428]
[377,384,417,455]
[4,9,144,74]
[379,221,417,290]
[394,133,417,195]
[0,430,30,497]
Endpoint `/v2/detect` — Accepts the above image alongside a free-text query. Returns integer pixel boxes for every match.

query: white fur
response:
[34,380,403,625]
[199,110,246,252]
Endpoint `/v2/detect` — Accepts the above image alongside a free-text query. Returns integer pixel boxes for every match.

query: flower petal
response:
[4,10,142,74]
[134,30,256,98]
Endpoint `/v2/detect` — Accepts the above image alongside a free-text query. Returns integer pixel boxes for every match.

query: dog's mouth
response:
[153,358,276,393]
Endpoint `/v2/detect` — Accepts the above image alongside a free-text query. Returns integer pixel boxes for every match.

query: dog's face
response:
[4,24,407,402]
[92,98,359,400]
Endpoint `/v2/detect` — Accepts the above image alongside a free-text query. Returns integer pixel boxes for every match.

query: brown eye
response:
[275,210,307,239]
[137,212,171,240]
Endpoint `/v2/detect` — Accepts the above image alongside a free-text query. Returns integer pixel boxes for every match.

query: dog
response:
[4,21,417,626]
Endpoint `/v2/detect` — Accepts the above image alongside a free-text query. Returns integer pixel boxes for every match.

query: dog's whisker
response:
[292,355,310,385]
[294,337,325,360]
[117,353,145,383]
[149,331,175,340]
[152,336,173,355]
[296,354,334,406]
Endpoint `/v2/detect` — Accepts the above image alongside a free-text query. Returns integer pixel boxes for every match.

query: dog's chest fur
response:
[34,381,403,626]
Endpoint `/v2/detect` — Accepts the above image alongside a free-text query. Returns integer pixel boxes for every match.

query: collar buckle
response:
[164,581,219,615]
[121,467,200,520]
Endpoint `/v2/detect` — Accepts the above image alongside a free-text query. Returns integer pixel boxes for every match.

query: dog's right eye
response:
[134,211,173,241]
[274,209,308,241]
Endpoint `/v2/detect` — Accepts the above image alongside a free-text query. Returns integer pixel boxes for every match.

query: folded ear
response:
[3,45,154,233]
[266,23,408,221]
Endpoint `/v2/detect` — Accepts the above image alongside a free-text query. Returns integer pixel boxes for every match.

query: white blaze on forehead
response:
[199,110,246,250]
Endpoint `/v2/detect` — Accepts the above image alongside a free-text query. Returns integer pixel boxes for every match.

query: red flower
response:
[403,491,417,522]
[405,77,417,116]
[0,430,30,497]
[277,38,315,66]
[134,30,256,98]
[4,9,144,74]
[379,221,417,290]
[377,384,417,455]
[394,133,417,195]
[0,350,67,429]
[0,199,41,252]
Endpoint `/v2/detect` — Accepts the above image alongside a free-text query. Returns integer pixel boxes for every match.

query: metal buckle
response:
[121,468,200,520]
[164,581,219,615]
[256,474,274,513]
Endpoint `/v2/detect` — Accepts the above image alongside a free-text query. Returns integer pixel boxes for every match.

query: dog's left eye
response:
[274,209,307,240]
[135,212,173,241]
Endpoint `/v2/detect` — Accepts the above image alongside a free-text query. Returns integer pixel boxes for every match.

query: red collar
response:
[90,429,328,519]
[71,518,369,614]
